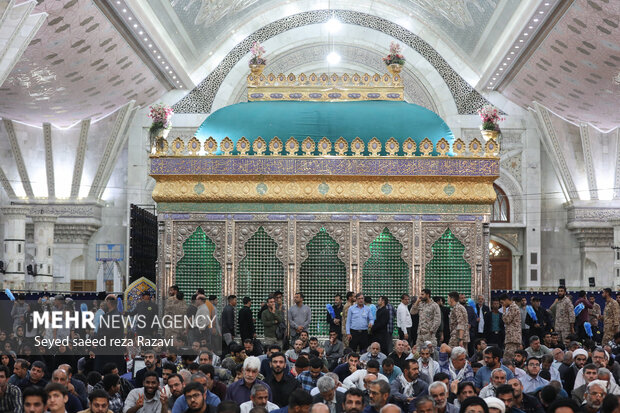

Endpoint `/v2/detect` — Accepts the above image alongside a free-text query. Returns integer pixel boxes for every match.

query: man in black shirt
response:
[508,377,545,413]
[221,295,237,355]
[133,291,158,338]
[238,296,256,342]
[264,352,301,407]
[328,294,344,341]
[134,350,162,388]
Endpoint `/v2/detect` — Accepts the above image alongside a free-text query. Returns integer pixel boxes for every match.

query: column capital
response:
[30,214,58,224]
[1,206,29,218]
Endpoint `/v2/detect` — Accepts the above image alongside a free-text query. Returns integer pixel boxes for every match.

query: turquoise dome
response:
[195,100,454,156]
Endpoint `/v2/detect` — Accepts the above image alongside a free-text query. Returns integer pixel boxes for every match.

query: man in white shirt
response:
[417,347,440,381]
[342,360,388,390]
[239,384,278,413]
[397,294,412,343]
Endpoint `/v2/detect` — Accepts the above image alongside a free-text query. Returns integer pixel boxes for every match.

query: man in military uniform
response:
[164,285,187,346]
[550,286,575,343]
[411,288,441,348]
[601,288,620,344]
[500,294,521,360]
[448,291,469,349]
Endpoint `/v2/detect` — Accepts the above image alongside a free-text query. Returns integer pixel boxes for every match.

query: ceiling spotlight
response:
[533,18,539,22]
[326,17,341,32]
[326,51,341,65]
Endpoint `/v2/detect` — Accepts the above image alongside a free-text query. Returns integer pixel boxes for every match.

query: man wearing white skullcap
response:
[573,348,616,390]
[484,397,506,413]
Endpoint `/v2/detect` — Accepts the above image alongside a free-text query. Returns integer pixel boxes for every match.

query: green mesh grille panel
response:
[425,228,471,300]
[362,228,409,337]
[175,227,222,302]
[237,227,285,336]
[299,228,347,336]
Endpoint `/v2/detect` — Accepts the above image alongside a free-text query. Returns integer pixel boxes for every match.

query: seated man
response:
[45,383,69,413]
[23,386,46,413]
[438,344,474,384]
[343,360,389,390]
[182,382,217,413]
[82,389,111,413]
[0,364,22,413]
[480,369,508,398]
[312,376,345,413]
[123,372,167,413]
[390,359,428,411]
[380,358,402,384]
[240,384,278,413]
[363,380,391,413]
[225,357,273,404]
[360,343,387,365]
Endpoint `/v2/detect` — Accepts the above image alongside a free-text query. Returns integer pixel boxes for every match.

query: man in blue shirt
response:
[297,358,325,392]
[521,357,549,394]
[225,357,273,404]
[347,293,374,353]
[172,371,220,413]
[474,346,514,389]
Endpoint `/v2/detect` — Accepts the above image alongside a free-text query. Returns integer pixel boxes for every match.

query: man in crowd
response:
[262,295,284,348]
[411,289,441,349]
[360,343,386,365]
[18,361,48,391]
[82,390,112,413]
[123,371,167,413]
[571,363,598,405]
[447,292,469,349]
[474,346,513,390]
[51,368,84,413]
[343,360,388,391]
[264,352,300,407]
[312,376,345,413]
[521,357,549,394]
[135,350,162,389]
[507,378,544,413]
[573,348,617,389]
[524,298,549,341]
[324,331,344,370]
[389,359,428,410]
[438,344,474,384]
[525,336,552,359]
[225,357,272,404]
[297,358,325,392]
[45,383,69,413]
[334,353,361,383]
[485,298,505,349]
[479,369,507,398]
[388,340,410,371]
[222,295,237,355]
[239,296,256,342]
[346,294,374,353]
[23,386,47,413]
[396,294,412,340]
[182,382,216,413]
[9,359,29,386]
[573,291,593,341]
[370,297,390,354]
[164,286,187,346]
[500,294,522,360]
[341,293,356,348]
[327,295,344,341]
[581,381,607,413]
[171,370,221,413]
[0,364,22,413]
[429,381,458,413]
[550,286,575,343]
[289,293,312,342]
[602,288,620,344]
[239,384,278,413]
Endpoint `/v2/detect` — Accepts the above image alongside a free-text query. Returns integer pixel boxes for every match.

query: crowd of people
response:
[0,285,619,413]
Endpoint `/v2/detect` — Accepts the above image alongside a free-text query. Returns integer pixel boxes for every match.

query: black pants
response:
[350,329,369,353]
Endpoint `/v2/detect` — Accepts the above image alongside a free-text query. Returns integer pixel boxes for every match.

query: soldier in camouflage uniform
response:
[447,291,469,349]
[164,286,188,346]
[550,286,575,343]
[411,288,441,348]
[602,288,620,344]
[500,294,521,360]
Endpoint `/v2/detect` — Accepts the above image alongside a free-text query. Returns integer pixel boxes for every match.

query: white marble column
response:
[30,214,57,290]
[1,206,28,289]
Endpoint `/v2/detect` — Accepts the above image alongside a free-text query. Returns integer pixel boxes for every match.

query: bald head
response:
[311,403,329,413]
